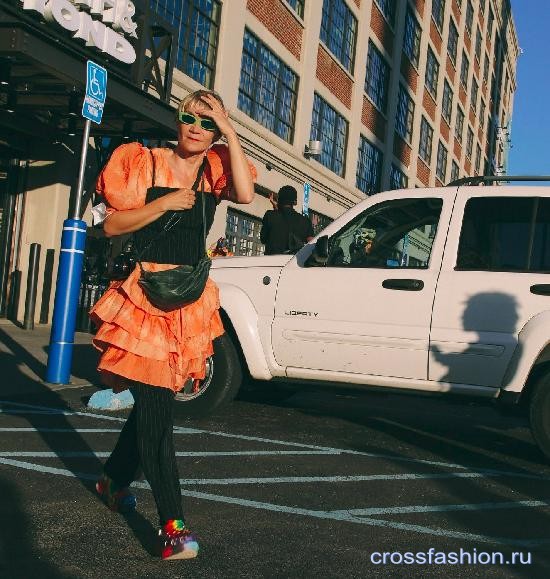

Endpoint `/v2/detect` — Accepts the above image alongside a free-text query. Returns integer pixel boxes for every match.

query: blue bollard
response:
[46,218,87,384]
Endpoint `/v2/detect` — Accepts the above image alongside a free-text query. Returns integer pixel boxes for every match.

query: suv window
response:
[327,198,443,268]
[457,197,550,272]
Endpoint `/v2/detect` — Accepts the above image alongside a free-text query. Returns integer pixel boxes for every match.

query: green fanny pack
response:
[137,254,211,311]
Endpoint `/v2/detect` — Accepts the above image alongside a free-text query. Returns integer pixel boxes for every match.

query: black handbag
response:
[137,157,212,311]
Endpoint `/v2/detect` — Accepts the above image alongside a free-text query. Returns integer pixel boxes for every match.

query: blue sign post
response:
[303,182,310,216]
[46,61,107,384]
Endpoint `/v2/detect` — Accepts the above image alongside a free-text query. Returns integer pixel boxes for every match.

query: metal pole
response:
[46,120,90,384]
[74,119,91,219]
[23,243,41,330]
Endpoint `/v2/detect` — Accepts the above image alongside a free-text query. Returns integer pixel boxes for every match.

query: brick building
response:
[157,0,518,255]
[0,0,519,326]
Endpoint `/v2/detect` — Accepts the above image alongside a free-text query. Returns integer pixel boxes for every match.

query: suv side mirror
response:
[305,235,329,267]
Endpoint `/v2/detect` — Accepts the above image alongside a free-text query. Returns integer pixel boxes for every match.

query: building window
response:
[479,99,486,129]
[419,116,433,164]
[226,209,263,256]
[310,93,348,176]
[471,79,478,113]
[436,141,448,182]
[432,0,445,31]
[466,126,474,158]
[285,0,305,18]
[365,42,390,113]
[480,0,486,15]
[320,0,357,72]
[475,27,482,61]
[483,53,490,84]
[460,51,469,88]
[488,8,495,41]
[475,143,482,173]
[390,164,408,190]
[309,210,332,235]
[395,84,415,142]
[450,160,459,182]
[425,47,439,98]
[447,19,458,65]
[374,0,396,26]
[403,7,421,67]
[465,1,474,36]
[356,136,383,195]
[238,30,299,143]
[455,106,464,143]
[442,80,453,124]
[151,0,221,88]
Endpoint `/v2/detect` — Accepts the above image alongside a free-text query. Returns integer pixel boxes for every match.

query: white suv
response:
[177,181,550,460]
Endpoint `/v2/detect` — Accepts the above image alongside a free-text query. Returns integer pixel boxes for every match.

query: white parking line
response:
[335,500,550,516]
[0,456,546,548]
[2,400,550,548]
[0,450,340,458]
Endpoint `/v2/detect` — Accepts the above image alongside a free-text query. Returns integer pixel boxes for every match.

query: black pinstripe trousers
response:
[103,383,183,524]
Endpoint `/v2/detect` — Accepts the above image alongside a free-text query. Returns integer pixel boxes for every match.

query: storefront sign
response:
[20,0,138,64]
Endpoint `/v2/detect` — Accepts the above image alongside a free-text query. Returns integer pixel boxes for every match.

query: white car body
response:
[210,186,550,403]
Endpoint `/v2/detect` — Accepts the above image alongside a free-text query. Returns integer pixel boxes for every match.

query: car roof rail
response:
[447,175,550,186]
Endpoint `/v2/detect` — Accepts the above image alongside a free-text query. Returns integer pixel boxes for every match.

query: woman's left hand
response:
[198,94,235,138]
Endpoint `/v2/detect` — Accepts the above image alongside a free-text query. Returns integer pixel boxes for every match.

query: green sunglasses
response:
[178,111,217,132]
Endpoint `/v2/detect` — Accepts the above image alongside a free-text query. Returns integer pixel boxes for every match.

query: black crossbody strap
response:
[137,151,207,267]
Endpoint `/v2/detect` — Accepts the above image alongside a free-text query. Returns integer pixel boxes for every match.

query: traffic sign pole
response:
[46,62,106,384]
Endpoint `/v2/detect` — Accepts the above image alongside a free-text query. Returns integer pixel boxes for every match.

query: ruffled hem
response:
[90,263,224,392]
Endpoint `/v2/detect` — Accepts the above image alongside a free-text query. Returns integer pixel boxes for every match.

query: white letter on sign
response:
[73,12,107,48]
[44,0,81,32]
[104,26,136,63]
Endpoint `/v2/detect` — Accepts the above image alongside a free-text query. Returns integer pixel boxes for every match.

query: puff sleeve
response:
[206,144,257,201]
[96,142,152,211]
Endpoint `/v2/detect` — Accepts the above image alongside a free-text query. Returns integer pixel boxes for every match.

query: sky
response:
[507,2,550,175]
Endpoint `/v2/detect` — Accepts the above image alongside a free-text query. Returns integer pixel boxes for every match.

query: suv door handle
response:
[530,284,550,296]
[382,278,424,291]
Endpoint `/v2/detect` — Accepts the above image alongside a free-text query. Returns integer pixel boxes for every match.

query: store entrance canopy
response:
[0,0,179,150]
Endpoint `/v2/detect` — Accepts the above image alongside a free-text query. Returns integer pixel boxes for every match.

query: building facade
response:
[0,0,518,327]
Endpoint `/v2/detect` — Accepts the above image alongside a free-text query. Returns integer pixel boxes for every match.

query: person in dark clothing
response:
[260,185,314,255]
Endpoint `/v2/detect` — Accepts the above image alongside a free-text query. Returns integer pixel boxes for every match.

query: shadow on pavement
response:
[0,327,159,563]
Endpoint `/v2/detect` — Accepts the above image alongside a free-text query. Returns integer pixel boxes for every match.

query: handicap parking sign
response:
[82,61,107,124]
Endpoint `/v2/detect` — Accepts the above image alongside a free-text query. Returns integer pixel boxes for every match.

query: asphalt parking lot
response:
[1,381,550,579]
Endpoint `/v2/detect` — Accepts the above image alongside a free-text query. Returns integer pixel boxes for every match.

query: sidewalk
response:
[0,319,100,397]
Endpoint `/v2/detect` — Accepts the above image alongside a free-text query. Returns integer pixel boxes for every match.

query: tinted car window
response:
[457,197,550,272]
[531,199,550,271]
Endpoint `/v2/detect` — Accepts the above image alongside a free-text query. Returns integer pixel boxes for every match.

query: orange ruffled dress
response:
[90,142,256,393]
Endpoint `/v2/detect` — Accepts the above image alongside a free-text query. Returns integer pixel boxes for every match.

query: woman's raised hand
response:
[159,188,196,211]
[198,94,234,137]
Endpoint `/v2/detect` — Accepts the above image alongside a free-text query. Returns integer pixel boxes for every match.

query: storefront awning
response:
[0,0,178,156]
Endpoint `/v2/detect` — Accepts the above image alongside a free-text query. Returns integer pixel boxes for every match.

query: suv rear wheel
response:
[529,370,550,460]
[174,333,242,418]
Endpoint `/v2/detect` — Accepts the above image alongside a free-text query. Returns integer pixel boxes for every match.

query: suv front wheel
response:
[174,333,242,418]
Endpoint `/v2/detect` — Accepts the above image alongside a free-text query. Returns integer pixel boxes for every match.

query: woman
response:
[90,90,255,560]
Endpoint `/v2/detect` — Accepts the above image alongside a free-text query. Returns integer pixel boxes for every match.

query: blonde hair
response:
[176,89,225,140]
[177,89,225,114]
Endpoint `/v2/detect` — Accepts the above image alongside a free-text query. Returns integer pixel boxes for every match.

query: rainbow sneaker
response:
[159,520,199,560]
[95,474,137,513]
